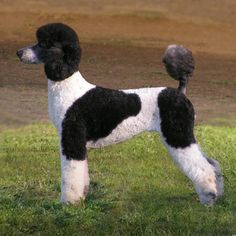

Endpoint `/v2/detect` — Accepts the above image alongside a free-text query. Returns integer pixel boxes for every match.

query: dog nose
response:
[16,50,23,58]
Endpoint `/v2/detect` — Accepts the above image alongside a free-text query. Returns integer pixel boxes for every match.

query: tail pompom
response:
[162,45,195,94]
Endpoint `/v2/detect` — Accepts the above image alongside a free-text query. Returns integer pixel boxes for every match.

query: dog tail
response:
[162,45,195,94]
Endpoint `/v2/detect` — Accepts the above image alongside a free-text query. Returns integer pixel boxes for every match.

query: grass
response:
[0,124,236,235]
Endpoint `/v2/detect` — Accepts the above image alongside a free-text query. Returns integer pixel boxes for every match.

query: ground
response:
[0,0,236,129]
[1,124,236,235]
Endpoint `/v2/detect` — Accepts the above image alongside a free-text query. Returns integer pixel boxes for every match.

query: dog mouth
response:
[16,44,42,64]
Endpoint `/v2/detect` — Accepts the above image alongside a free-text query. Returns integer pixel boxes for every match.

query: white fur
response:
[48,72,165,202]
[60,153,89,203]
[163,141,218,205]
[48,71,165,147]
[87,87,165,148]
[48,71,221,204]
[48,72,94,203]
[48,71,95,130]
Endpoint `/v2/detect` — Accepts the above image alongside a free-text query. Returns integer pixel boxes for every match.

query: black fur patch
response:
[158,88,196,148]
[62,87,142,160]
[36,23,81,81]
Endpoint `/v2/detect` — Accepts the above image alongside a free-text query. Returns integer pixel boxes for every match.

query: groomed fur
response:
[163,45,195,94]
[16,23,223,206]
[158,88,196,148]
[17,23,81,81]
[62,87,141,160]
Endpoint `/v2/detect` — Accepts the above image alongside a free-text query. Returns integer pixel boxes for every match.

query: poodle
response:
[16,23,223,205]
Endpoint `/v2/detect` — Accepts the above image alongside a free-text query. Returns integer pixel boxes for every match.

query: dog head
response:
[16,23,81,81]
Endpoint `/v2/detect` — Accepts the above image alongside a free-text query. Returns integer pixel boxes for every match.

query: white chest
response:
[47,71,95,130]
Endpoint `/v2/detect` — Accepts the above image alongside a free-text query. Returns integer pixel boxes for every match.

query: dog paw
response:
[199,191,217,206]
[196,158,224,206]
[61,185,86,204]
[206,158,224,197]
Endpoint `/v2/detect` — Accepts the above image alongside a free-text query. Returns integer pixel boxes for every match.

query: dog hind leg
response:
[158,88,223,205]
[161,141,223,205]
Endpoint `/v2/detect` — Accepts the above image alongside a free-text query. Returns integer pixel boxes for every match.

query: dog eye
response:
[39,42,48,49]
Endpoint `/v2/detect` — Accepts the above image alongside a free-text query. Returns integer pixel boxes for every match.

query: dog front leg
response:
[60,149,89,203]
[59,119,90,203]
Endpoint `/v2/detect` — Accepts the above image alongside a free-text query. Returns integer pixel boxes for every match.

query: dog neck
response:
[47,71,95,129]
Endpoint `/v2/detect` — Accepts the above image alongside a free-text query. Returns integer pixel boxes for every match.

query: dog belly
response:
[86,116,146,148]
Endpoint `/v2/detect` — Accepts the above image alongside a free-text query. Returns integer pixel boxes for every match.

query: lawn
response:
[0,124,235,235]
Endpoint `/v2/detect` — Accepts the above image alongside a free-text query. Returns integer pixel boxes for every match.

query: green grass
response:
[0,124,236,235]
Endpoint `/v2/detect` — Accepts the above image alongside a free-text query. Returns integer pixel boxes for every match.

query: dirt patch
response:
[0,2,236,129]
[1,11,236,56]
[1,42,235,130]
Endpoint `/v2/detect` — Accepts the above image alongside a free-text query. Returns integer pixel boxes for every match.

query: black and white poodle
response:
[17,23,223,205]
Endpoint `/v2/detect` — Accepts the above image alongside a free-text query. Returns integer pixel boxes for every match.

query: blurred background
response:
[0,0,236,128]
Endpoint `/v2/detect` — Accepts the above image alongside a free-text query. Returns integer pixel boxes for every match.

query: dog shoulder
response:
[63,86,142,140]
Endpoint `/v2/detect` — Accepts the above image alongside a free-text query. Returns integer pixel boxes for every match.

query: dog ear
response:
[44,42,81,81]
[62,42,81,68]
